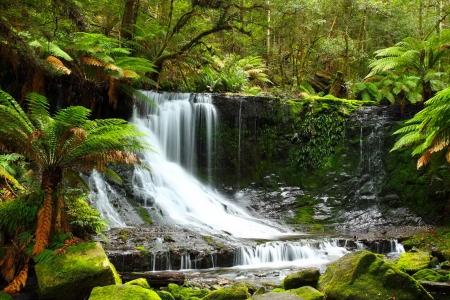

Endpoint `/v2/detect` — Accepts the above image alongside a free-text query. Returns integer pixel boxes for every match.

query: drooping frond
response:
[45,56,71,75]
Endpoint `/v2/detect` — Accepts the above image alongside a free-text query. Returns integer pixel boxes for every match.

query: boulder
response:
[156,290,176,300]
[282,268,321,290]
[202,283,249,300]
[0,292,13,300]
[124,278,150,289]
[397,251,431,274]
[35,242,121,300]
[317,250,433,300]
[412,269,448,282]
[289,286,325,300]
[167,283,209,299]
[252,293,303,299]
[89,284,161,300]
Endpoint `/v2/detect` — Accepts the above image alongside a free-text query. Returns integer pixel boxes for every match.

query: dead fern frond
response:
[417,150,431,169]
[45,56,71,75]
[0,248,15,282]
[55,237,83,255]
[82,57,106,67]
[108,76,117,109]
[3,259,29,294]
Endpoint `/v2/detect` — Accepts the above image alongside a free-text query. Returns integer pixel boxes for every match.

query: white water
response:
[88,170,126,228]
[131,91,289,239]
[233,239,348,269]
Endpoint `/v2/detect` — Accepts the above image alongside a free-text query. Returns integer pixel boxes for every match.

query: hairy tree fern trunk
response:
[33,168,63,255]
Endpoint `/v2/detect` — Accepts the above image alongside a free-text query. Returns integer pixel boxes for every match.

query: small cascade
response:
[233,239,348,268]
[180,252,192,270]
[88,170,126,228]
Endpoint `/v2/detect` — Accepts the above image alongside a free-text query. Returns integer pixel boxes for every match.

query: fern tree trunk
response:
[33,167,63,255]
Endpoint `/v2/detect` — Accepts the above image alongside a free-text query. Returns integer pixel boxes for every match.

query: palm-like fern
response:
[0,89,150,256]
[391,87,450,168]
[366,30,450,101]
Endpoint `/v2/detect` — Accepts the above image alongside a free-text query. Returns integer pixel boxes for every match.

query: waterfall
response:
[130,91,288,239]
[233,239,348,268]
[88,170,126,228]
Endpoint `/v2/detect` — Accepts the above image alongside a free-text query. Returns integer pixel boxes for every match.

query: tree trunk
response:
[121,0,140,41]
[33,167,63,255]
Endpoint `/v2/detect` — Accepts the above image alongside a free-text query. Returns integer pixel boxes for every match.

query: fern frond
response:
[45,56,71,75]
[3,261,28,293]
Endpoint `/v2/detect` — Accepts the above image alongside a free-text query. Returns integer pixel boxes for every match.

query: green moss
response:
[0,291,13,300]
[396,251,431,274]
[135,246,149,255]
[138,207,152,224]
[36,242,121,300]
[271,288,286,293]
[157,290,176,300]
[202,285,248,300]
[167,283,209,300]
[288,286,325,300]
[89,284,161,300]
[125,278,151,289]
[118,229,130,242]
[282,268,320,290]
[412,269,448,282]
[318,250,433,300]
[401,229,450,251]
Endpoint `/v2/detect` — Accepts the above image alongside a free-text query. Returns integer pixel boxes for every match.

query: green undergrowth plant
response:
[288,95,373,170]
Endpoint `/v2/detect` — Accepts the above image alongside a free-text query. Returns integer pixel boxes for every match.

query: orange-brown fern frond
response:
[108,76,117,109]
[3,260,29,294]
[417,150,431,169]
[0,247,15,283]
[32,192,52,256]
[55,237,83,255]
[28,130,45,143]
[45,56,71,75]
[82,57,107,67]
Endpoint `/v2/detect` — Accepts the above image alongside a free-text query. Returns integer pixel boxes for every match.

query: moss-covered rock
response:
[202,284,248,300]
[282,268,320,290]
[0,292,13,300]
[396,251,431,274]
[125,278,151,289]
[252,292,303,299]
[317,250,433,300]
[412,268,448,282]
[35,242,121,300]
[167,283,209,299]
[288,286,325,300]
[89,284,161,300]
[157,290,176,300]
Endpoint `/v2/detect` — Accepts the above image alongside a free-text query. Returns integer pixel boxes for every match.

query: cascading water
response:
[130,91,288,239]
[88,170,126,228]
[233,239,349,268]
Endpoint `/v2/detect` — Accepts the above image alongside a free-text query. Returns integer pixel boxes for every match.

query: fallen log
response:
[419,281,450,293]
[120,271,185,287]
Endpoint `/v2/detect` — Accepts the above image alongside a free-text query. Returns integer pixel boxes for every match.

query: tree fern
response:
[392,87,450,168]
[0,89,151,255]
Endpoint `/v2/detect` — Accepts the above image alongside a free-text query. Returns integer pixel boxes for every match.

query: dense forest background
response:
[2,0,450,111]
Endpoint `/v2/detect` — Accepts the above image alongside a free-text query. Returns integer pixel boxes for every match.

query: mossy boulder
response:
[396,251,431,274]
[282,268,320,290]
[412,269,448,282]
[202,284,248,300]
[167,283,209,299]
[35,242,121,300]
[89,284,161,300]
[157,290,176,300]
[125,278,151,289]
[442,249,450,261]
[252,292,303,299]
[0,292,13,300]
[289,286,325,300]
[317,250,433,300]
